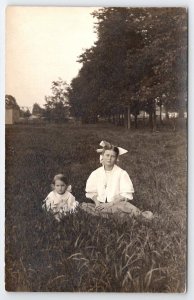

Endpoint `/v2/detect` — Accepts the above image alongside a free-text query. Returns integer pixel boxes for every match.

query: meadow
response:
[5,122,187,292]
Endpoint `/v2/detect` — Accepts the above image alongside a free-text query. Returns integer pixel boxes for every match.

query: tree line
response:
[68,7,187,129]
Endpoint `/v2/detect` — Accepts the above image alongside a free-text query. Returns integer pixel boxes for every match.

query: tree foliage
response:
[44,78,70,123]
[68,8,187,126]
[5,95,20,110]
[32,103,43,116]
[20,108,31,118]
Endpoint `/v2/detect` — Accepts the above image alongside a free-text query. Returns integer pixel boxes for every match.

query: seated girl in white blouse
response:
[82,141,153,220]
[42,174,78,221]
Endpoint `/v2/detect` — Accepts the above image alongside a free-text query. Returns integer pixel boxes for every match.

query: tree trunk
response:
[121,111,124,126]
[113,113,116,125]
[159,105,163,124]
[116,111,119,126]
[118,109,121,126]
[126,105,131,129]
[142,111,146,127]
[164,105,169,119]
[153,110,157,132]
[149,111,153,129]
[149,101,157,132]
[134,114,138,129]
[172,117,176,131]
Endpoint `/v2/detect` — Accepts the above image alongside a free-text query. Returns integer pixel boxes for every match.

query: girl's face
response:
[102,149,117,168]
[54,179,67,195]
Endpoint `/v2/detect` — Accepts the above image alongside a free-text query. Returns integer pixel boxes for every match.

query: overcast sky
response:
[6,6,98,109]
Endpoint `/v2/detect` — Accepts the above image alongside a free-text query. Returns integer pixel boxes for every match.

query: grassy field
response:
[5,122,187,292]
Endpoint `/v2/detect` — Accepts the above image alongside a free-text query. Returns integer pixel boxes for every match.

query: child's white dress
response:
[42,187,78,220]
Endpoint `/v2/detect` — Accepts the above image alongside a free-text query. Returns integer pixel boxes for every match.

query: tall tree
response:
[69,8,143,124]
[5,95,20,109]
[32,103,43,116]
[44,78,70,123]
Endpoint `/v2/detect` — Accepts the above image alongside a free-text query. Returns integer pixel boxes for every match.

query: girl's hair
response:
[52,174,69,186]
[102,143,119,158]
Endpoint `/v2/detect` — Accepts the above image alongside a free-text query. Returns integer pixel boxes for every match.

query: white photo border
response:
[1,1,193,299]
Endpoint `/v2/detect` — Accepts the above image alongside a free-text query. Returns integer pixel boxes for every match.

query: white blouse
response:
[85,164,134,203]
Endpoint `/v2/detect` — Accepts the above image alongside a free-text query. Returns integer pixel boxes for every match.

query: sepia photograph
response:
[5,5,187,293]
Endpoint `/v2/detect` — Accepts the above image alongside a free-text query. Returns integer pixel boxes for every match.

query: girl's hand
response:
[92,195,98,202]
[111,195,125,203]
[92,195,101,207]
[95,201,100,207]
[95,202,105,211]
[105,202,114,208]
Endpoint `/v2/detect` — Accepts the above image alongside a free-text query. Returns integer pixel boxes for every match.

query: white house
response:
[5,106,20,124]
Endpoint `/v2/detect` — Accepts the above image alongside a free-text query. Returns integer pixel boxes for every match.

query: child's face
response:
[102,149,117,168]
[54,179,67,195]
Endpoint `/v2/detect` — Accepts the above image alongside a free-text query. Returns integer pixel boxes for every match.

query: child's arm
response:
[42,195,52,211]
[42,197,47,209]
[91,195,101,207]
[67,193,79,212]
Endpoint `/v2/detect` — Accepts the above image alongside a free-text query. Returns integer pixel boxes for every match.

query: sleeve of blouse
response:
[85,171,98,199]
[43,194,52,210]
[120,171,134,200]
[67,193,78,210]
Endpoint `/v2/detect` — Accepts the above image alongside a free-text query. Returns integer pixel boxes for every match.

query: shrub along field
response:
[5,122,187,292]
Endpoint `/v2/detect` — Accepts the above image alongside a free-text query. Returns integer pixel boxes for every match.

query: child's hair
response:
[102,143,119,158]
[52,174,69,186]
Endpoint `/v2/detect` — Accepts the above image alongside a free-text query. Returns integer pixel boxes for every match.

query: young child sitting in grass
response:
[42,174,78,221]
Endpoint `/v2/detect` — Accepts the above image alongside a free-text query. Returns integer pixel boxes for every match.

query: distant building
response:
[5,105,20,124]
[28,114,40,120]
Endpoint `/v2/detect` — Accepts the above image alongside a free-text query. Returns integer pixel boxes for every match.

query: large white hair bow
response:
[96,140,128,164]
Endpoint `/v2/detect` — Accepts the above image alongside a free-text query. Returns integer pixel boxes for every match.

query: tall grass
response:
[5,123,187,292]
